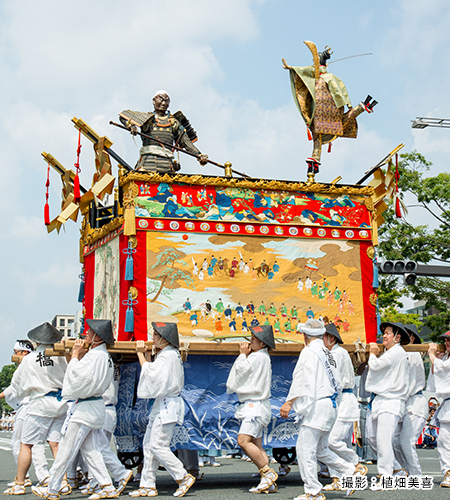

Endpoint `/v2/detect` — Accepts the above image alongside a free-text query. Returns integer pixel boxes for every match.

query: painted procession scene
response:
[145,230,365,344]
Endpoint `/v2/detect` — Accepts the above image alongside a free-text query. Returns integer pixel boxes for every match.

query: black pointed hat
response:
[325,322,343,344]
[28,322,63,344]
[379,322,410,346]
[250,324,276,349]
[152,321,179,348]
[404,324,422,344]
[86,319,115,346]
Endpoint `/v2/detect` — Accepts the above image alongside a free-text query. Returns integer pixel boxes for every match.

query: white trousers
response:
[370,412,400,477]
[140,417,186,488]
[66,451,87,479]
[438,422,450,475]
[296,425,354,495]
[48,422,112,494]
[396,412,425,476]
[12,414,49,482]
[328,420,359,466]
[98,430,128,481]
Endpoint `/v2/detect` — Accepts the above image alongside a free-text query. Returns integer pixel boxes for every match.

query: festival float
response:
[40,42,406,463]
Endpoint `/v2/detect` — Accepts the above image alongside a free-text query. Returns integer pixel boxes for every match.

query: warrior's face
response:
[153,93,170,113]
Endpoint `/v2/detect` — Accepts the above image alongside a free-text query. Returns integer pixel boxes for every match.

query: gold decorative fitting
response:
[369,293,378,307]
[129,286,138,300]
[366,246,375,260]
[224,162,233,178]
[365,197,374,211]
[119,172,374,196]
[128,235,138,249]
[84,216,124,246]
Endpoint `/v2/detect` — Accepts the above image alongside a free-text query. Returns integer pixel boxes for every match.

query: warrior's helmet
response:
[319,46,333,66]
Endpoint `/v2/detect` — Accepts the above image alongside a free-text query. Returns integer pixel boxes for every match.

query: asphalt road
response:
[0,432,448,499]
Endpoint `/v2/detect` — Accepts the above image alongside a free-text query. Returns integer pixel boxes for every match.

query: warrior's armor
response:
[119,108,203,174]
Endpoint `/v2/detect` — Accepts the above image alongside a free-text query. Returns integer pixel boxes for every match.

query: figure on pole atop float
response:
[119,91,208,174]
[282,41,377,181]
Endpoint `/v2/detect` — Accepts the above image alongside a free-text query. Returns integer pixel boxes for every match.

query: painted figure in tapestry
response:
[282,41,377,176]
[119,91,208,173]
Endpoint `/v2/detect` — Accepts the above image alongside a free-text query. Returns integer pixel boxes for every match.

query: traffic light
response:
[379,260,417,285]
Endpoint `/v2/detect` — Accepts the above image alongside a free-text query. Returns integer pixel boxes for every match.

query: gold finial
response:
[224,162,233,178]
[307,172,316,184]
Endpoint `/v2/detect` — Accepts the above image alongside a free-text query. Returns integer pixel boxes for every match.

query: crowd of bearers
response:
[3,317,450,499]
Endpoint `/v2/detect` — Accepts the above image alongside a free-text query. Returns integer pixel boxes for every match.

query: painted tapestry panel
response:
[115,357,299,452]
[93,235,120,339]
[135,182,371,228]
[146,231,366,344]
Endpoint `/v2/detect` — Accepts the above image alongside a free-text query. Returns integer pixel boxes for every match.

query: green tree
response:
[377,151,450,338]
[0,364,17,412]
[148,247,194,303]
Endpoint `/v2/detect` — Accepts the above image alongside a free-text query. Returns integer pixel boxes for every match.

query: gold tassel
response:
[124,206,136,236]
[123,183,138,236]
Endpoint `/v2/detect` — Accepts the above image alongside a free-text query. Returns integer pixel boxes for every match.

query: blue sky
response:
[0,0,448,367]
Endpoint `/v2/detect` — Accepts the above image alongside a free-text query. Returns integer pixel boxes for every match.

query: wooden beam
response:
[44,340,444,358]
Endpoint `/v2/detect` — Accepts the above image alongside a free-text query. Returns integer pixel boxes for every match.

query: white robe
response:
[330,344,359,422]
[226,348,272,426]
[396,351,428,475]
[286,338,341,432]
[405,352,428,419]
[327,344,359,466]
[366,343,410,477]
[366,343,410,418]
[287,339,353,495]
[137,345,186,488]
[48,344,114,494]
[433,356,450,423]
[7,345,67,418]
[62,343,113,429]
[430,354,450,474]
[103,364,120,434]
[4,376,48,481]
[137,345,185,424]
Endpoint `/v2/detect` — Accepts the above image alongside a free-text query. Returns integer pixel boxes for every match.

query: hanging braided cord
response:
[74,129,82,176]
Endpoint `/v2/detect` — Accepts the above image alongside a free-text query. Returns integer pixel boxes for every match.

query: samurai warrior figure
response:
[282,41,377,178]
[119,91,208,174]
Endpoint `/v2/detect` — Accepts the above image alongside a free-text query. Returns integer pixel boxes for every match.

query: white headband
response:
[13,341,32,352]
[299,324,326,337]
[153,90,169,99]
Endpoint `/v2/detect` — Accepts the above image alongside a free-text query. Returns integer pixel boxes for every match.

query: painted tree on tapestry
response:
[148,247,195,303]
[94,241,119,329]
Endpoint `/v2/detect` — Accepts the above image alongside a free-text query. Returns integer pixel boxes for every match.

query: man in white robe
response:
[394,324,428,476]
[32,319,121,500]
[226,325,278,494]
[365,322,410,488]
[280,319,356,500]
[73,361,132,494]
[322,324,367,492]
[428,331,450,487]
[0,340,49,488]
[129,322,195,498]
[4,323,67,496]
